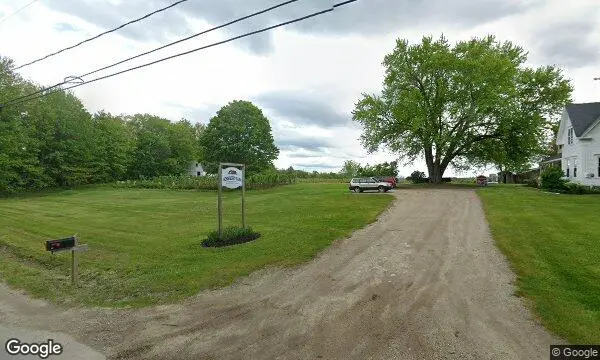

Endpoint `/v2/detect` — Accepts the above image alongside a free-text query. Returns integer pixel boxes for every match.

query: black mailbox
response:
[46,237,76,252]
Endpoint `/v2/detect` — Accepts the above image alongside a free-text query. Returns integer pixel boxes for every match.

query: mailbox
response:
[45,237,76,252]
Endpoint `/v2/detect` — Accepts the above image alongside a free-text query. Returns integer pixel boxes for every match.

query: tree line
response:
[1,57,204,193]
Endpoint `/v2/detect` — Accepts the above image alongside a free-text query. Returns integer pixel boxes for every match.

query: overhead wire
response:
[13,0,189,70]
[0,0,359,109]
[0,0,41,27]
[2,0,301,107]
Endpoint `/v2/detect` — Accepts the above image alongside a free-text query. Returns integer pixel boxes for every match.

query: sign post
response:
[217,163,246,238]
[218,166,223,239]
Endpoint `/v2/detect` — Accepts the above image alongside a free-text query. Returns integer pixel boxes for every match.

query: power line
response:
[0,0,41,27]
[14,0,189,70]
[1,0,359,109]
[2,0,301,107]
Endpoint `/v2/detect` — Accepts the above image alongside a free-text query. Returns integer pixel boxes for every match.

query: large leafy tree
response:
[353,35,572,183]
[0,57,44,192]
[91,111,136,182]
[200,100,279,174]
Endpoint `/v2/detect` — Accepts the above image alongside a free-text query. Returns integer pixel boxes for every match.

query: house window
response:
[598,158,600,177]
[567,128,574,145]
[566,159,570,177]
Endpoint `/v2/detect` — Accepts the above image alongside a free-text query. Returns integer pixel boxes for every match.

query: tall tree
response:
[199,100,279,174]
[91,111,135,182]
[353,35,572,183]
[168,119,200,174]
[340,160,361,177]
[127,114,175,178]
[0,57,44,192]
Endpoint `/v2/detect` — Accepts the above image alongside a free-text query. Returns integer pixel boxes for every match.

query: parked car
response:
[374,176,397,188]
[349,177,393,193]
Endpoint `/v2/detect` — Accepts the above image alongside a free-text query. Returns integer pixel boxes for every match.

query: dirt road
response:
[0,189,562,359]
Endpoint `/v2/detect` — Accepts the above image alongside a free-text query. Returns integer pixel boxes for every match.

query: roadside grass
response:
[478,186,600,344]
[0,183,393,308]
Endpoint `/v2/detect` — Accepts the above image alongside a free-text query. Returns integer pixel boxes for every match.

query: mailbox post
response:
[45,235,88,286]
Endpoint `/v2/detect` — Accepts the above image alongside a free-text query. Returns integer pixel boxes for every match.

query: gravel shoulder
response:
[0,189,562,359]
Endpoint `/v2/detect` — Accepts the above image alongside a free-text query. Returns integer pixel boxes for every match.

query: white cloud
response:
[1,0,598,177]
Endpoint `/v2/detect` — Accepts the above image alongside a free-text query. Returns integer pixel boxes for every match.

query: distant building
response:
[189,162,206,177]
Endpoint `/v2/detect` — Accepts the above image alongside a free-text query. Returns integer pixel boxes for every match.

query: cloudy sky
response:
[1,0,599,176]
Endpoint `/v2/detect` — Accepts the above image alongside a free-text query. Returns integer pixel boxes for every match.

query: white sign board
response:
[221,167,243,189]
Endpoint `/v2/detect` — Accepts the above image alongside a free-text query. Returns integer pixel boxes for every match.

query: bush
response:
[409,170,428,184]
[524,177,540,188]
[202,226,261,247]
[564,183,589,195]
[113,172,296,191]
[540,166,567,192]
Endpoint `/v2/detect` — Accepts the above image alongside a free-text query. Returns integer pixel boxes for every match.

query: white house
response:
[556,102,600,186]
[189,162,206,177]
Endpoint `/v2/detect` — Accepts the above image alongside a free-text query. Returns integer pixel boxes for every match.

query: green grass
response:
[478,186,600,344]
[0,183,393,308]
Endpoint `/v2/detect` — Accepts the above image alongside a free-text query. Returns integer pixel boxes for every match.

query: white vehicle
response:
[349,177,393,193]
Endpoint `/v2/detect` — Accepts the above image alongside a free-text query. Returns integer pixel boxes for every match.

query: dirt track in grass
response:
[0,189,562,359]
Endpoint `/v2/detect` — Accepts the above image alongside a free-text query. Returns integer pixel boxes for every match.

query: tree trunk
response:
[429,164,444,184]
[424,147,445,184]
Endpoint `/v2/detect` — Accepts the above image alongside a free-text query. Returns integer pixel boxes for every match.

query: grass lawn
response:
[0,183,393,308]
[478,185,600,344]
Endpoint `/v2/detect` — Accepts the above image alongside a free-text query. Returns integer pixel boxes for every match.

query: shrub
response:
[202,226,261,247]
[540,166,567,192]
[409,170,428,184]
[564,183,589,195]
[524,177,540,188]
[113,172,296,191]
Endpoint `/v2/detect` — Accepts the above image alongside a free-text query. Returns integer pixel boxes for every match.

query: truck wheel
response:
[378,186,385,192]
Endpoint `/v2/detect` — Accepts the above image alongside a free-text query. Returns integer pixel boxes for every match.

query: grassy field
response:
[0,183,393,308]
[478,186,600,343]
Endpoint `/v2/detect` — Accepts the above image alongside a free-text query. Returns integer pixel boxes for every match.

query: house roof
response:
[566,102,600,137]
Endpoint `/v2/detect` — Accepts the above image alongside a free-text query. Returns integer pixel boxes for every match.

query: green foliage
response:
[202,226,260,247]
[524,177,540,188]
[357,161,399,177]
[340,160,361,177]
[127,114,199,178]
[562,183,600,195]
[200,100,279,175]
[112,172,296,191]
[540,166,567,192]
[409,170,427,184]
[353,35,573,183]
[0,55,205,195]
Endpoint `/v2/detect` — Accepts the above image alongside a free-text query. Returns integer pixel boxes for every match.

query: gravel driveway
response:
[0,189,562,359]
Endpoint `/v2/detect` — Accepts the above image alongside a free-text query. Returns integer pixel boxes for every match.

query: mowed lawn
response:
[478,186,600,344]
[0,183,393,307]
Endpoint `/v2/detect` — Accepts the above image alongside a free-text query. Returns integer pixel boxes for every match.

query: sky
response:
[1,0,599,177]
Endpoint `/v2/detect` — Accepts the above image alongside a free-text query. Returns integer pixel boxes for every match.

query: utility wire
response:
[14,0,189,70]
[0,0,41,27]
[1,0,359,109]
[3,0,301,107]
